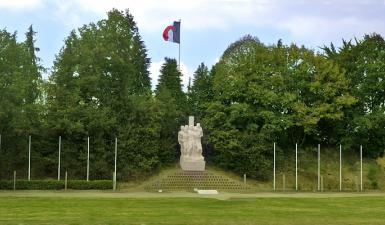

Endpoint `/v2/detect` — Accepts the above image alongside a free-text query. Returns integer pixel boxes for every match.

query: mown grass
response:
[0,195,385,224]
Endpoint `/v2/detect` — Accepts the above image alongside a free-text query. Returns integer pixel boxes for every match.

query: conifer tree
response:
[155,58,187,163]
[0,27,42,178]
[188,63,212,119]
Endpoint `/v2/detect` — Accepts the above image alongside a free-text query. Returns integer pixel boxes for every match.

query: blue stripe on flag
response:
[173,21,180,44]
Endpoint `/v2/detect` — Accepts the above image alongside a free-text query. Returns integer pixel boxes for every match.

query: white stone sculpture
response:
[178,116,205,171]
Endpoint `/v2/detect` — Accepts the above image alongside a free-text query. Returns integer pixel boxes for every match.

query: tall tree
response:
[155,58,186,107]
[282,44,356,146]
[0,26,42,178]
[204,36,281,179]
[203,35,355,179]
[323,33,385,156]
[155,58,187,163]
[188,63,212,120]
[46,9,160,179]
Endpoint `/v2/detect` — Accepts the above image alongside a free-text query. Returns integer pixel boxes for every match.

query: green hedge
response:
[0,180,112,190]
[67,180,112,190]
[0,180,14,190]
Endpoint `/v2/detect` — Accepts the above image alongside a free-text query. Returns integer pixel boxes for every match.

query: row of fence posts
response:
[274,173,327,191]
[0,134,118,191]
[0,134,366,192]
[10,169,119,191]
[12,170,68,190]
[275,173,368,192]
[273,142,364,191]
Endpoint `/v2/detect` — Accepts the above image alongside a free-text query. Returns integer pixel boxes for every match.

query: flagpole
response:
[178,41,180,71]
[178,19,181,71]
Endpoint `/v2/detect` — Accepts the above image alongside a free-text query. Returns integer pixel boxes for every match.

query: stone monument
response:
[178,116,205,171]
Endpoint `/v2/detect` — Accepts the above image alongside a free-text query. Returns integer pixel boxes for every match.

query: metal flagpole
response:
[360,145,363,191]
[28,135,31,181]
[178,40,180,71]
[178,19,181,71]
[318,144,320,191]
[87,137,90,181]
[273,142,276,191]
[339,145,342,191]
[58,136,61,180]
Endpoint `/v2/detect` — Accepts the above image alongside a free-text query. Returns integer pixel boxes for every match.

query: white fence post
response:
[360,145,363,191]
[13,171,16,190]
[28,135,31,181]
[295,143,298,191]
[273,142,276,191]
[58,136,61,181]
[113,172,116,191]
[65,171,68,190]
[87,136,90,181]
[113,137,117,191]
[318,144,320,191]
[339,145,342,191]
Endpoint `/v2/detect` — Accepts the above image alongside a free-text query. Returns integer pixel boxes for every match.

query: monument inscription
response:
[178,116,205,171]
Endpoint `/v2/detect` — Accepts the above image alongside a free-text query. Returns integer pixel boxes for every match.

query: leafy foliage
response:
[323,33,385,157]
[188,63,212,120]
[45,9,162,180]
[155,58,187,164]
[202,36,355,179]
[0,11,385,182]
[0,26,43,178]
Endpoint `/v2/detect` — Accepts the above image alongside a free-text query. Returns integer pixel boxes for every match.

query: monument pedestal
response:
[180,158,205,171]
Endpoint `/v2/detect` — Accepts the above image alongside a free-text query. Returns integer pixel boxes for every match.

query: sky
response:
[1,0,385,89]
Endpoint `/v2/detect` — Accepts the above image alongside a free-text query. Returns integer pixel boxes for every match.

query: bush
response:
[67,180,112,190]
[367,164,380,189]
[0,180,112,190]
[18,180,64,190]
[0,180,13,189]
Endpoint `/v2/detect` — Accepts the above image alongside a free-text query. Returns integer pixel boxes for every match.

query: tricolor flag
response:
[163,21,180,44]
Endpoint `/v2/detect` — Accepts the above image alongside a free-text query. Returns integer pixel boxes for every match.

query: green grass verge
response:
[0,194,385,224]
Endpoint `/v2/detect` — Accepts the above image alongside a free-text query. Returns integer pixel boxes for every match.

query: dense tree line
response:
[0,25,43,179]
[195,35,385,179]
[1,9,384,180]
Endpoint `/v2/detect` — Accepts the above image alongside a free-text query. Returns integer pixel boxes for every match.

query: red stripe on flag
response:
[163,25,173,41]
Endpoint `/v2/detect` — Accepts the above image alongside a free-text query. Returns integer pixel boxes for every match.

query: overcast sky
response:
[1,0,384,89]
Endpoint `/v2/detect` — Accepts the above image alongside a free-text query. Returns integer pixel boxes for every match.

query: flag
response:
[163,21,180,44]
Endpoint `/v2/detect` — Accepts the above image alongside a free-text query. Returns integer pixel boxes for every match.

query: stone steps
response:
[144,170,253,192]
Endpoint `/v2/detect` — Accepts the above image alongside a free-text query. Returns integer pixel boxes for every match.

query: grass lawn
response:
[0,192,385,224]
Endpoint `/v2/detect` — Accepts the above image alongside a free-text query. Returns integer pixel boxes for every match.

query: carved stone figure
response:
[178,116,205,171]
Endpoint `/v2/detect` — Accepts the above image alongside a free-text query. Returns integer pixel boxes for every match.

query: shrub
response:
[0,180,13,189]
[367,164,380,189]
[17,180,64,190]
[67,180,112,190]
[0,180,112,190]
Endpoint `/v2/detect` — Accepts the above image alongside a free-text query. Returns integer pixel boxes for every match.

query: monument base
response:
[180,159,205,171]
